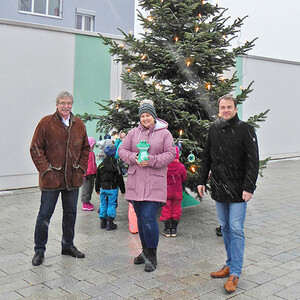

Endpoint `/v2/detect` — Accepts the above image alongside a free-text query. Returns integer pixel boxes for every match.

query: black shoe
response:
[100,217,107,229]
[32,251,44,266]
[107,217,117,231]
[216,226,222,236]
[61,246,85,258]
[134,251,146,264]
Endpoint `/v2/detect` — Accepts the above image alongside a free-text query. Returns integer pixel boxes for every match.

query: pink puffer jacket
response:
[118,119,176,203]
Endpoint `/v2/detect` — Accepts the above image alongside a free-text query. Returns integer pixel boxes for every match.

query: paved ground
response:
[0,159,300,300]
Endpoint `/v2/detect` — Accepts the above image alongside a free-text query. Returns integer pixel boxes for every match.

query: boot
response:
[100,217,107,229]
[144,248,157,272]
[106,217,117,231]
[134,242,146,265]
[162,220,172,237]
[171,219,180,237]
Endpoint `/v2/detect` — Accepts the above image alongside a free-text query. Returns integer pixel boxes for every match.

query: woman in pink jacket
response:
[118,100,176,272]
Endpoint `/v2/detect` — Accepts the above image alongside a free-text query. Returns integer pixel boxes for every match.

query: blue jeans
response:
[132,201,159,249]
[34,189,79,253]
[215,201,247,277]
[99,189,118,218]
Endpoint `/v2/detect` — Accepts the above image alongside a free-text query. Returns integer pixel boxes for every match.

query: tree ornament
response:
[188,153,195,163]
[136,140,150,163]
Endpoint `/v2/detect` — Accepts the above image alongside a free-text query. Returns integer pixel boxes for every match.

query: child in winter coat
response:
[81,137,97,211]
[95,145,125,231]
[159,146,187,237]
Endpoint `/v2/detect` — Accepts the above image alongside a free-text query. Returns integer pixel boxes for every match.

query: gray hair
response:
[55,91,73,104]
[217,94,237,108]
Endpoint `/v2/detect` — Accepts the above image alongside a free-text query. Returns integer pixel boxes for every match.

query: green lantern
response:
[136,140,150,163]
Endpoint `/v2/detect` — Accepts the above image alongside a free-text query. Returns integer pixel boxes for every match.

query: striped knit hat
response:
[139,100,157,120]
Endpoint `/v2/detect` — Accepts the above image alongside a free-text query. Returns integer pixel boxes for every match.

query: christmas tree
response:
[79,0,269,194]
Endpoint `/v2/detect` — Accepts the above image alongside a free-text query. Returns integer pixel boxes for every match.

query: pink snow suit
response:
[160,147,187,221]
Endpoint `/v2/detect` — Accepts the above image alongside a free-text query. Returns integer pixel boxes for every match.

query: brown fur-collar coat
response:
[30,111,90,190]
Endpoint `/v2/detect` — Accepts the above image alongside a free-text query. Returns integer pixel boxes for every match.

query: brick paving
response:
[0,159,299,299]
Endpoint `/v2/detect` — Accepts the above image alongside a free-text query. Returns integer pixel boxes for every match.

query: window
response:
[75,9,96,32]
[19,0,62,17]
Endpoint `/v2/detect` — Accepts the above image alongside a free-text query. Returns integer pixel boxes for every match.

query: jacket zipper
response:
[65,121,72,190]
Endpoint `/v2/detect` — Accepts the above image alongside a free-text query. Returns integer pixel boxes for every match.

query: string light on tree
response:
[147,16,153,22]
[185,58,192,66]
[155,83,163,90]
[190,165,196,173]
[126,68,131,73]
[179,129,183,137]
[240,85,244,91]
[174,36,179,42]
[206,82,211,91]
[220,75,226,81]
[195,26,200,33]
[141,54,147,60]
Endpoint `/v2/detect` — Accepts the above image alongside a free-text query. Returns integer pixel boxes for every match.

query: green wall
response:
[73,34,111,141]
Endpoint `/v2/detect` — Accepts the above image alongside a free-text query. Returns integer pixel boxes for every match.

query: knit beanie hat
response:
[88,137,96,147]
[139,100,157,120]
[104,145,117,157]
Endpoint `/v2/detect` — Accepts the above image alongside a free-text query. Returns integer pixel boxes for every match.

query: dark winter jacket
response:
[30,111,90,191]
[95,156,125,194]
[198,114,259,203]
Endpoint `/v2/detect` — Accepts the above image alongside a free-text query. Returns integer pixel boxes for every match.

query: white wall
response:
[0,24,75,190]
[241,56,300,159]
[222,0,300,62]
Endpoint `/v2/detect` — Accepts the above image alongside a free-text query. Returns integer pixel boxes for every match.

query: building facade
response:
[0,0,135,35]
[0,0,135,190]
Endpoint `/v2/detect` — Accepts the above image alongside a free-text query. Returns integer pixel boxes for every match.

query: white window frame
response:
[75,8,96,32]
[19,0,63,18]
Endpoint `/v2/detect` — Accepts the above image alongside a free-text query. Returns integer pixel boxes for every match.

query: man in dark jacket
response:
[30,91,90,266]
[197,94,259,293]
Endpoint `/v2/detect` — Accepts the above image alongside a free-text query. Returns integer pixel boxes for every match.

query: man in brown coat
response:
[30,91,90,266]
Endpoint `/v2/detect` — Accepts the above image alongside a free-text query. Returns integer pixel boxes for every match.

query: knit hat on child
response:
[88,137,96,147]
[104,145,117,157]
